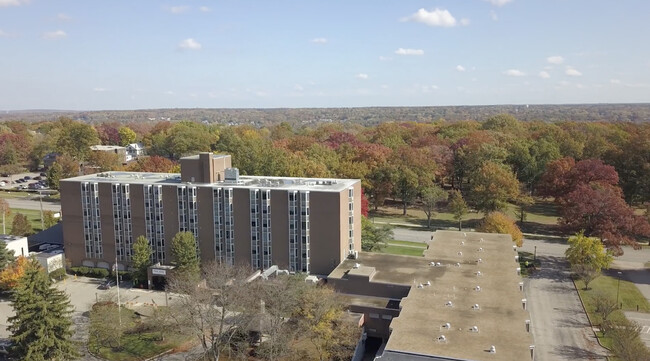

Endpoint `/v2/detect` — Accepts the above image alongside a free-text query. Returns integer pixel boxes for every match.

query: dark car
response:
[15,179,23,183]
[33,176,41,180]
[40,172,47,177]
[23,176,31,180]
[98,280,115,290]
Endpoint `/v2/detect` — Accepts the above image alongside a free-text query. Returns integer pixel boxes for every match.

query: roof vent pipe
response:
[522,298,527,310]
[490,345,496,353]
[525,320,531,332]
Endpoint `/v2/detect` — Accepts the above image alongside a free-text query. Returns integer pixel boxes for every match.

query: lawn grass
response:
[89,307,192,361]
[575,274,650,349]
[2,208,46,233]
[378,245,424,257]
[386,240,428,248]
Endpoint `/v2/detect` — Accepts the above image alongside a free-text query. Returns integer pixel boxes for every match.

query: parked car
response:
[40,172,47,177]
[0,181,5,187]
[28,182,39,189]
[15,179,23,183]
[33,176,41,180]
[0,340,10,355]
[23,176,31,180]
[98,280,115,290]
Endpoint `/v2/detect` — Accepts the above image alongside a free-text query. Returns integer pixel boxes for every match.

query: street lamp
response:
[616,271,623,308]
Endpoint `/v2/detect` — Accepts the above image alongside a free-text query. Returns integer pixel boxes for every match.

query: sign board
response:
[151,268,167,276]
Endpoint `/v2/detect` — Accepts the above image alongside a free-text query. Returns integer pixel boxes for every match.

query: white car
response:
[0,181,5,186]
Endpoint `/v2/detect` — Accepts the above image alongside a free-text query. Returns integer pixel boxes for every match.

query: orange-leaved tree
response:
[0,256,29,290]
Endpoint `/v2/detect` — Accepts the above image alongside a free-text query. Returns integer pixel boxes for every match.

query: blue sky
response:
[1,0,649,110]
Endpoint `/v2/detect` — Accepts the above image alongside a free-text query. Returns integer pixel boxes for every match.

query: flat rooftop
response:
[90,145,125,151]
[0,234,26,243]
[331,231,533,361]
[61,172,358,192]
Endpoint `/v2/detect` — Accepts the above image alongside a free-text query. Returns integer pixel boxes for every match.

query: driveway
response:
[3,197,61,212]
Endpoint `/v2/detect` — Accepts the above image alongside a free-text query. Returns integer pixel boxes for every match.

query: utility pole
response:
[114,257,122,327]
[39,190,44,229]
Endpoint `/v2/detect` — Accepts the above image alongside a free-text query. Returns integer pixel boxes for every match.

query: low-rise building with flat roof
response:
[0,234,28,258]
[328,230,534,361]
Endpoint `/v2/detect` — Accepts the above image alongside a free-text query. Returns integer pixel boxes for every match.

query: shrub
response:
[477,211,524,246]
[50,268,67,281]
[69,266,110,279]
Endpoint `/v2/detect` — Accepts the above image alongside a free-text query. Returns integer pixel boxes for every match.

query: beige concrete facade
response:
[60,153,361,276]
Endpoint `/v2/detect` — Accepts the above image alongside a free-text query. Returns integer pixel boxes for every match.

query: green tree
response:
[0,238,15,270]
[131,235,153,286]
[118,126,137,146]
[476,212,524,247]
[514,192,534,223]
[171,231,200,278]
[419,185,447,229]
[361,216,392,252]
[11,213,33,236]
[448,190,468,231]
[43,210,58,229]
[54,118,100,161]
[565,232,613,290]
[394,167,419,215]
[47,155,79,190]
[468,161,520,213]
[7,259,78,360]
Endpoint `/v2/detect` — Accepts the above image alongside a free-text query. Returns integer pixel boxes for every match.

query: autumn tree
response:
[605,318,650,361]
[293,284,360,361]
[477,212,524,247]
[514,192,534,223]
[125,155,177,173]
[47,154,80,190]
[118,126,137,146]
[87,150,121,172]
[0,255,28,290]
[89,299,131,352]
[361,216,392,252]
[366,165,395,210]
[166,262,255,361]
[0,198,10,234]
[448,190,468,231]
[11,212,33,236]
[420,185,446,229]
[43,210,58,229]
[565,232,613,290]
[7,259,78,360]
[131,235,153,286]
[592,293,618,325]
[468,161,520,213]
[171,231,200,278]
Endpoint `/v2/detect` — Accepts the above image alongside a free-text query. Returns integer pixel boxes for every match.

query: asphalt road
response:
[3,197,61,212]
[390,227,432,243]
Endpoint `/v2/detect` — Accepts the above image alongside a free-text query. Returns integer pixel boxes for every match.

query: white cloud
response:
[610,79,621,84]
[489,10,498,21]
[379,56,392,61]
[539,71,550,79]
[293,84,304,91]
[178,38,202,50]
[0,0,29,7]
[484,0,513,6]
[165,90,175,95]
[199,6,211,12]
[356,73,369,80]
[93,87,107,92]
[395,48,424,56]
[401,8,458,27]
[310,37,327,44]
[503,69,526,77]
[456,65,466,72]
[460,18,470,26]
[167,5,189,14]
[42,30,66,39]
[56,13,71,21]
[547,55,564,64]
[565,67,582,76]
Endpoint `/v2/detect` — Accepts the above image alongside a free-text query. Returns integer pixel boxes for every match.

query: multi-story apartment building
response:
[61,153,361,276]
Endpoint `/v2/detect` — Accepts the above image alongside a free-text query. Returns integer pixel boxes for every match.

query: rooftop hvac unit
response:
[489,345,496,353]
[225,168,239,182]
[353,263,361,269]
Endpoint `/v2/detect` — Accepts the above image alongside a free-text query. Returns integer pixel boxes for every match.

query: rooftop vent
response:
[445,301,453,307]
[455,262,461,267]
[457,251,463,256]
[353,263,361,269]
[418,283,424,288]
[513,245,517,251]
[430,261,442,267]
[442,322,451,329]
[460,241,465,245]
[475,286,481,292]
[477,258,483,263]
[489,345,496,353]
[522,298,527,310]
[525,320,531,332]
[425,280,431,286]
[478,247,483,252]
[472,304,480,310]
[517,267,521,275]
[437,335,447,343]
[476,271,482,277]
[463,232,467,237]
[515,255,520,262]
[470,326,479,333]
[480,237,484,242]
[519,282,524,291]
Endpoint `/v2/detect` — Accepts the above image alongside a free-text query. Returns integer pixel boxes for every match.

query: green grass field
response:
[2,208,46,234]
[378,245,425,257]
[386,239,428,248]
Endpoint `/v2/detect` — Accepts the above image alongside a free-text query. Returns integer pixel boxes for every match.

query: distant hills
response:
[2,103,650,125]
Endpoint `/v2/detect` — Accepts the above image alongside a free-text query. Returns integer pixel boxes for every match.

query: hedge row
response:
[68,266,110,278]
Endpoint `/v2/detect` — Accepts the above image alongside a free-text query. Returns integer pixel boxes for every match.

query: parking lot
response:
[624,311,650,348]
[0,171,48,191]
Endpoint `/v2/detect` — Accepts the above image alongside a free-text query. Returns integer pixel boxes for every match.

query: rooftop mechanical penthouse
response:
[60,153,361,276]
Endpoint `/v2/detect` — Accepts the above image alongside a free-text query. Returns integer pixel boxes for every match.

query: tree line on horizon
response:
[1,114,649,252]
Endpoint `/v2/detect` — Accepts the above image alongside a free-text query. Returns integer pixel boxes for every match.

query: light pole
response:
[616,271,623,308]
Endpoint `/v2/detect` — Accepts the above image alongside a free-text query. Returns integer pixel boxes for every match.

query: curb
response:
[571,279,613,360]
